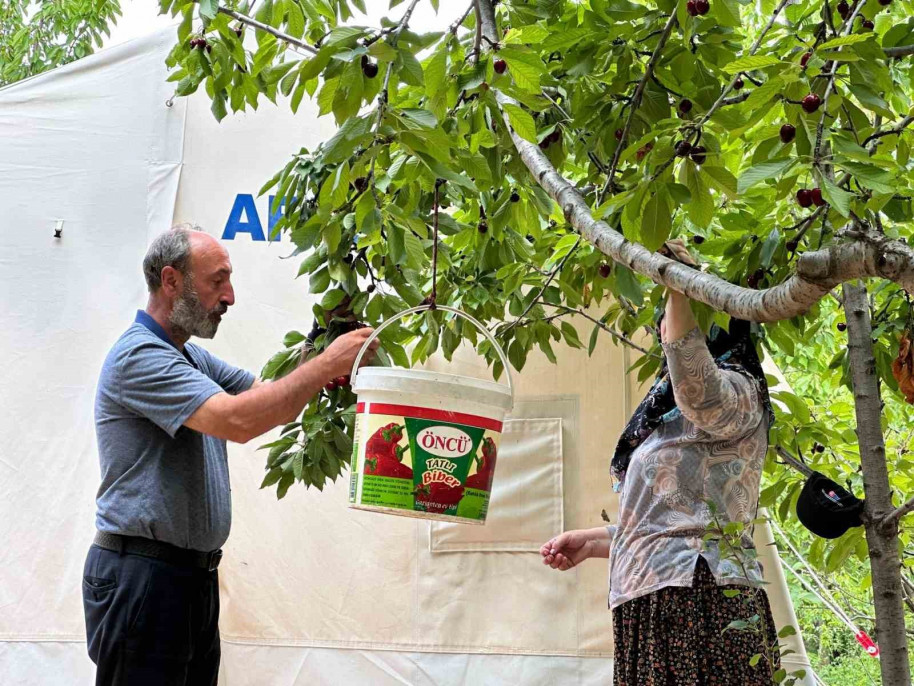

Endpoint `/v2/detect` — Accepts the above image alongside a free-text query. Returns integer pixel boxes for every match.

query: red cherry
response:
[802,93,822,113]
[878,0,892,5]
[675,140,692,157]
[478,221,488,234]
[549,129,561,144]
[678,99,693,114]
[691,235,705,245]
[837,322,847,332]
[811,188,825,206]
[695,0,710,14]
[690,146,707,165]
[780,124,796,143]
[786,239,799,252]
[862,19,875,30]
[733,77,744,90]
[837,0,850,17]
[686,0,698,15]
[800,52,812,68]
[494,59,507,74]
[614,128,624,141]
[362,60,379,78]
[325,380,338,391]
[336,376,349,386]
[796,189,813,208]
[599,263,612,278]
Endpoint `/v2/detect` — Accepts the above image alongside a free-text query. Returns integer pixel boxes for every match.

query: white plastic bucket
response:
[348,306,513,524]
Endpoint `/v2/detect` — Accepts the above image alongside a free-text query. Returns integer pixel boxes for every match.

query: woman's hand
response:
[540,527,612,571]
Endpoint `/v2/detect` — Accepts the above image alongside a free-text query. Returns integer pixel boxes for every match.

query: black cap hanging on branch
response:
[796,471,864,539]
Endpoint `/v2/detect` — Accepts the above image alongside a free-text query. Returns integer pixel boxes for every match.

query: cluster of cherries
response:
[325,375,351,392]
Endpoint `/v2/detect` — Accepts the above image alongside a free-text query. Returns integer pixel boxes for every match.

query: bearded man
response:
[82,225,376,686]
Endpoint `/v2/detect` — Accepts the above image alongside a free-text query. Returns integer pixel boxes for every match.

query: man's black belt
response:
[94,531,223,571]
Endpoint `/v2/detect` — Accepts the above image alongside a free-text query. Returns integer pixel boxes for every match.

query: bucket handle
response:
[350,305,514,398]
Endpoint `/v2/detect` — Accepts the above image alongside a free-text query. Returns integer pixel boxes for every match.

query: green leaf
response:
[415,152,477,191]
[777,625,797,638]
[723,55,780,73]
[702,166,738,200]
[199,0,218,20]
[398,49,424,86]
[818,34,873,51]
[498,46,546,92]
[503,103,538,144]
[424,48,447,97]
[641,191,672,251]
[321,289,346,310]
[749,654,762,667]
[713,0,741,28]
[324,26,363,47]
[283,330,306,347]
[588,325,600,356]
[287,1,305,38]
[614,265,643,307]
[839,160,895,195]
[737,158,795,194]
[818,175,855,218]
[760,228,780,268]
[403,230,426,269]
[744,76,783,111]
[685,164,713,229]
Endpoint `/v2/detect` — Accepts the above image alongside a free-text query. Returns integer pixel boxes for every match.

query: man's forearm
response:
[231,354,335,441]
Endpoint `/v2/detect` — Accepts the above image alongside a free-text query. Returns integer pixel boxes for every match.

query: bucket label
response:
[350,403,502,523]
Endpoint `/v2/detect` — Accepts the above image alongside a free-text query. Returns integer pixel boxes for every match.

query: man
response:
[82,225,377,685]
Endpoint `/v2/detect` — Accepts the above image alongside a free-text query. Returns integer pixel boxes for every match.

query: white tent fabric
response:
[0,27,815,684]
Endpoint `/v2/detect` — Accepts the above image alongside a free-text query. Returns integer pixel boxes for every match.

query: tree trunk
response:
[843,282,911,686]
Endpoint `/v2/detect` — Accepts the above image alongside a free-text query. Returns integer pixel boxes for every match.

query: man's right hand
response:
[321,327,379,380]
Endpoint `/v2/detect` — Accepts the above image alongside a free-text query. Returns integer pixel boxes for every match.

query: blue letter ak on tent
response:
[222,194,265,241]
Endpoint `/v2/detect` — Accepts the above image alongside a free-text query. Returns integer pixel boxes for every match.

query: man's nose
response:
[222,283,235,307]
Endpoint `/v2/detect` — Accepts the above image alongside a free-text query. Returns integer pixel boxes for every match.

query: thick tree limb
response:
[479,0,914,323]
[217,8,317,54]
[498,108,914,321]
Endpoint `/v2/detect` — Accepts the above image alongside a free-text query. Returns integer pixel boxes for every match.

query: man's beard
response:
[170,278,227,340]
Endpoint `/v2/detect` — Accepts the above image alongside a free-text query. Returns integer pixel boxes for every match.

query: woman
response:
[541,242,778,684]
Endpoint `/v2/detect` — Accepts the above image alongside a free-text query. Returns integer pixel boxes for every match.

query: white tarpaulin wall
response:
[0,28,815,685]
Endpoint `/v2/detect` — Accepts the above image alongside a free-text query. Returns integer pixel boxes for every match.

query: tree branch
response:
[504,236,582,334]
[885,45,914,59]
[775,446,814,478]
[863,114,914,147]
[217,7,317,55]
[600,11,678,200]
[883,496,914,530]
[692,0,792,131]
[498,103,914,322]
[544,305,659,357]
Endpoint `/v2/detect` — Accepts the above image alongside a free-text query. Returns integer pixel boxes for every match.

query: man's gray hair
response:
[143,223,203,292]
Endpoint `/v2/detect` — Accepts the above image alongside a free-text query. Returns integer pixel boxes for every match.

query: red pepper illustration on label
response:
[364,423,412,479]
[415,482,465,512]
[465,437,497,491]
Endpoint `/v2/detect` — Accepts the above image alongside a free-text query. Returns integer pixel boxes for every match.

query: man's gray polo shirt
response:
[93,311,255,551]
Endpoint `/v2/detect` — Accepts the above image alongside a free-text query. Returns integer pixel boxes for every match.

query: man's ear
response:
[160,266,183,298]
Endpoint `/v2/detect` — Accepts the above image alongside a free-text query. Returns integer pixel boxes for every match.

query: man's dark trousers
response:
[82,544,220,685]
